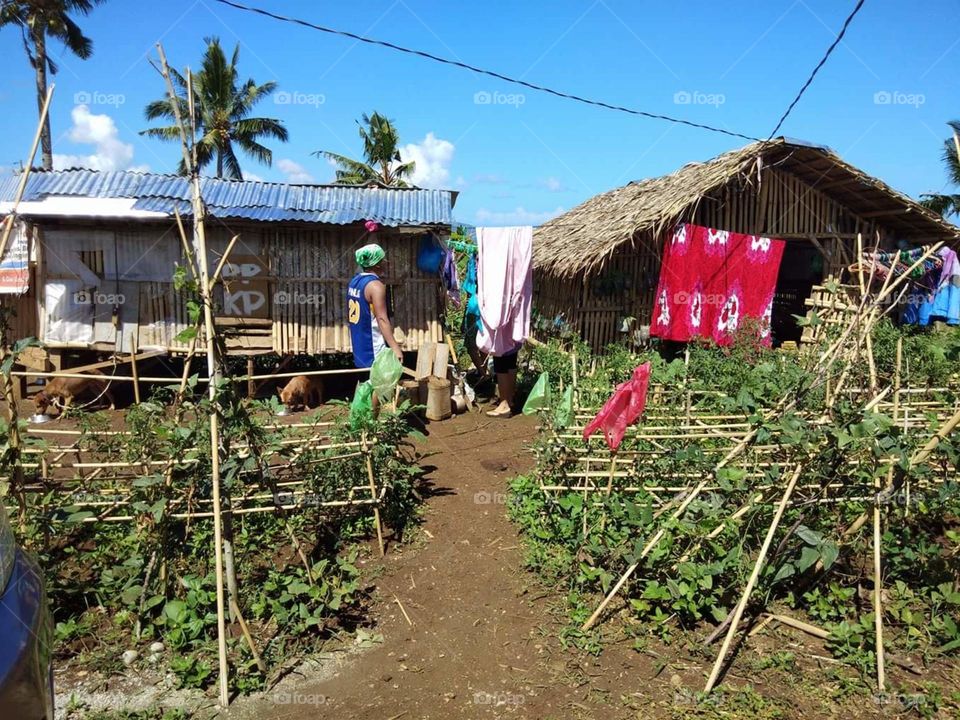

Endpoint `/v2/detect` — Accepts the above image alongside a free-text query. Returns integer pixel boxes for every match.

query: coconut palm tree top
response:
[142,37,288,180]
[315,111,416,187]
[921,120,960,219]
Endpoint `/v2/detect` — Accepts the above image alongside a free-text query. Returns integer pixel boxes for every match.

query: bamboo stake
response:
[230,598,267,674]
[362,431,385,556]
[129,334,141,405]
[704,464,804,693]
[0,84,53,261]
[155,44,230,708]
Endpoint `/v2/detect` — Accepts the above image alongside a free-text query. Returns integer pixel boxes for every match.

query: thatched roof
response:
[533,137,960,277]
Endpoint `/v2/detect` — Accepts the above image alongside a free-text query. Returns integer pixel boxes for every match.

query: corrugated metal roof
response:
[0,169,456,227]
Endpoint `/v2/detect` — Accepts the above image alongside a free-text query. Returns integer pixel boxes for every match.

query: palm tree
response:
[0,0,105,170]
[920,121,960,218]
[141,37,288,179]
[315,112,415,187]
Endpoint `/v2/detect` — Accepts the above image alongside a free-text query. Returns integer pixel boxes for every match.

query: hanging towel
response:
[650,223,786,346]
[583,363,651,451]
[476,226,533,356]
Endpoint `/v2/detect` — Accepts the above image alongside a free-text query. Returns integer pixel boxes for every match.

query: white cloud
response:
[243,171,264,182]
[399,132,454,188]
[52,105,146,172]
[540,176,566,192]
[474,205,564,227]
[276,158,314,183]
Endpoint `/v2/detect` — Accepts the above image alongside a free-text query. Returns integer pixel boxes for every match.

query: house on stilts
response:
[0,169,457,371]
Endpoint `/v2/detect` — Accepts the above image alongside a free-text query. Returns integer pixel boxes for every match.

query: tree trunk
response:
[216,151,223,178]
[32,28,53,170]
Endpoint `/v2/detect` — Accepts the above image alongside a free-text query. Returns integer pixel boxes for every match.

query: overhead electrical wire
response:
[766,0,867,140]
[211,0,759,142]
[213,0,867,146]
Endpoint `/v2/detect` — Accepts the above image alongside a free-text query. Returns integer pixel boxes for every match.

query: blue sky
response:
[0,0,957,226]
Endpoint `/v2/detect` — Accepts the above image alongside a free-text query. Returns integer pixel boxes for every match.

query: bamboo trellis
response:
[530,243,960,694]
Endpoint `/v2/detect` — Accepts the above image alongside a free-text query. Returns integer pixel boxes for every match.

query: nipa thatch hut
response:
[533,137,960,350]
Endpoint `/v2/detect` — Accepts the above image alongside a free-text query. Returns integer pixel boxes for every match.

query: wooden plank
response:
[416,341,436,380]
[432,343,449,378]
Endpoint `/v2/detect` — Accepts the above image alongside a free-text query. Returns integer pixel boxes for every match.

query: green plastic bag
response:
[349,380,374,429]
[554,385,574,428]
[522,372,551,415]
[370,348,403,401]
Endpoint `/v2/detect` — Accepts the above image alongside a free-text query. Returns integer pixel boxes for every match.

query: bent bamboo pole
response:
[704,465,803,693]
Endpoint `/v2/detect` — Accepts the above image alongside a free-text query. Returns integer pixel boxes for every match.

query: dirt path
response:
[249,411,651,720]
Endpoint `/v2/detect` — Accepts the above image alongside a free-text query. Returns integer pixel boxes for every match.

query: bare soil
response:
[32,399,958,719]
[228,409,958,720]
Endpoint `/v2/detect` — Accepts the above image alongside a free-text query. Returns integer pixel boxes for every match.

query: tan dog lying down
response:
[33,369,115,416]
[277,375,324,411]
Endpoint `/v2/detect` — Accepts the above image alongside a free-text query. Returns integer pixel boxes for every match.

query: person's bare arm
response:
[366,280,403,360]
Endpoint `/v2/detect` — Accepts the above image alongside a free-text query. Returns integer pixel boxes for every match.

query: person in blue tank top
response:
[347,243,403,369]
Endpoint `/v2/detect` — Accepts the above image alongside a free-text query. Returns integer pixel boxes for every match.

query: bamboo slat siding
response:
[28,221,443,356]
[534,165,914,351]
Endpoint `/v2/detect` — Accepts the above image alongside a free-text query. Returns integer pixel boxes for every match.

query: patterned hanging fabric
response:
[650,223,786,346]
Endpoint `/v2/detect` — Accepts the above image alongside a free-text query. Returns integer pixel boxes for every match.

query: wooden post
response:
[247,357,255,400]
[704,465,803,693]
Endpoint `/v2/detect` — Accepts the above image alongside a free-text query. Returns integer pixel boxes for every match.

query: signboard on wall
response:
[219,255,270,319]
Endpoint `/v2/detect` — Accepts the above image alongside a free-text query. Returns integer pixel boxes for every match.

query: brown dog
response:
[277,375,324,411]
[33,368,115,417]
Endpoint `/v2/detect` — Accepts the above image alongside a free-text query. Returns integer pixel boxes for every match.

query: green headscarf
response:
[356,243,386,268]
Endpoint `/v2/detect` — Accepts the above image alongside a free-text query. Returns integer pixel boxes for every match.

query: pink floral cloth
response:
[650,223,786,346]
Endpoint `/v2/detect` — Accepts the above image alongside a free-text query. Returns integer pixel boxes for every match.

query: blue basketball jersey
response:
[347,272,385,368]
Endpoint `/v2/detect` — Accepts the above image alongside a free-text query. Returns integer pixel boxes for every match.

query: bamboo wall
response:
[535,166,908,351]
[29,220,444,357]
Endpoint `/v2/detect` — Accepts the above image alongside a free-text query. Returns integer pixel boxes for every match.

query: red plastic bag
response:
[582,363,651,451]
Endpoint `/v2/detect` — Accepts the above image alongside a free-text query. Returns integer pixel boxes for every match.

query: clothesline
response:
[858,246,943,282]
